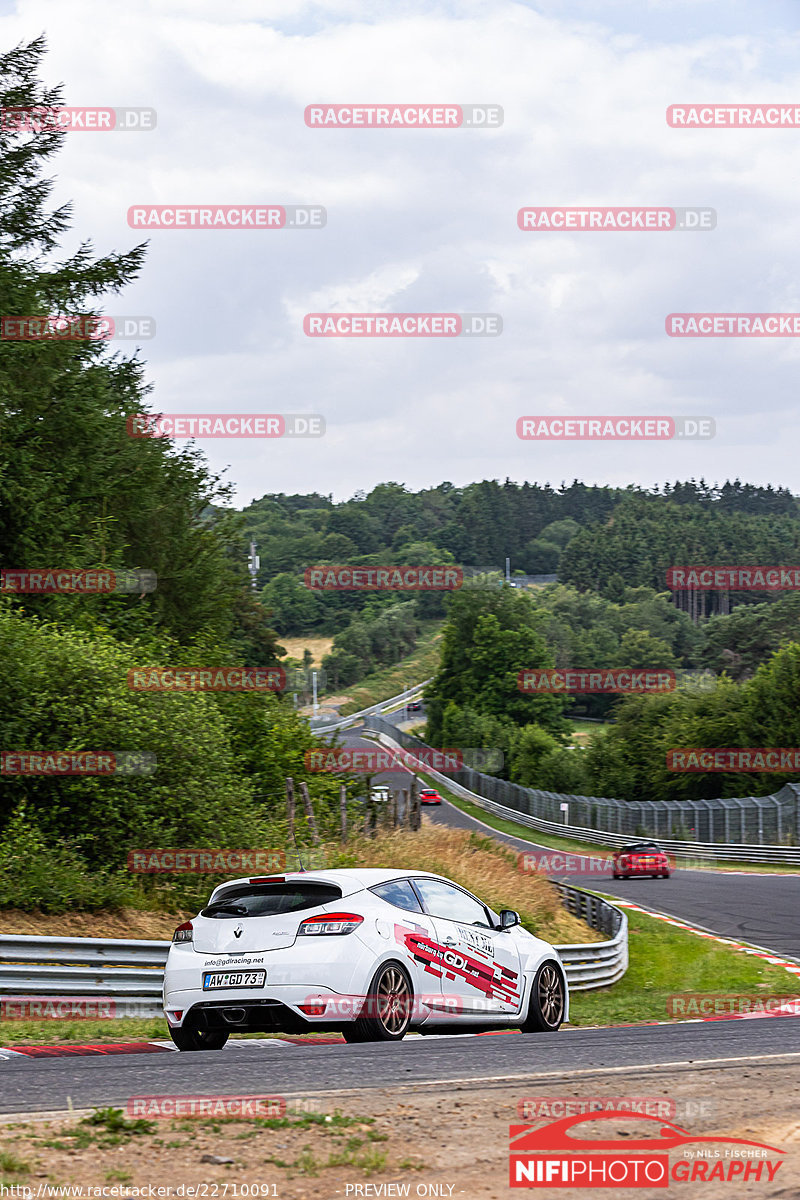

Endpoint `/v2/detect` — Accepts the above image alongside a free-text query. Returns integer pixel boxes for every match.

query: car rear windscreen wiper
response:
[201,903,249,917]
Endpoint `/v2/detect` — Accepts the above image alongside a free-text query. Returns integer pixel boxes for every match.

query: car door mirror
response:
[498,909,520,929]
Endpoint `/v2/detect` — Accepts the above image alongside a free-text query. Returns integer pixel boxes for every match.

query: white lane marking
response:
[284,1051,800,1097]
[224,1038,298,1048]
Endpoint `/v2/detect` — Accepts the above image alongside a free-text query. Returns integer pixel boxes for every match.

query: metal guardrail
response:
[0,883,626,1015]
[309,679,432,736]
[366,718,800,864]
[555,885,628,989]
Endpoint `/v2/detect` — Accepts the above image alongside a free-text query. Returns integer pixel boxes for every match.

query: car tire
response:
[168,1014,229,1052]
[342,961,414,1043]
[612,872,620,879]
[521,961,565,1032]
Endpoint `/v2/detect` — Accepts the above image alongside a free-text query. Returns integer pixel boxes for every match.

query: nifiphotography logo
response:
[509,1111,784,1187]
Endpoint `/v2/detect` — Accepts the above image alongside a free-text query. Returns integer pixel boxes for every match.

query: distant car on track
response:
[419,788,443,806]
[408,699,423,711]
[164,868,568,1050]
[612,842,671,879]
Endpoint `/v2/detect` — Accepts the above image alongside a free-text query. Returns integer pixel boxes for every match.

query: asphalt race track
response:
[351,715,800,961]
[3,1019,800,1115]
[3,714,800,1116]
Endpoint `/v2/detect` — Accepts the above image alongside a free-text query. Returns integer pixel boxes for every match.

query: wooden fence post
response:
[286,777,295,843]
[410,778,421,831]
[299,781,320,845]
[340,783,348,843]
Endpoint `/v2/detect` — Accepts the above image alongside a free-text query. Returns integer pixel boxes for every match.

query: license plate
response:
[203,970,266,990]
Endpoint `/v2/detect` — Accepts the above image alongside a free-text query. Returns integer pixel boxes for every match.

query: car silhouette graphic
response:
[509,1111,783,1155]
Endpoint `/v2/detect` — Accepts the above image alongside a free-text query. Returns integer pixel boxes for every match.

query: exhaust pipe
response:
[221,1007,248,1024]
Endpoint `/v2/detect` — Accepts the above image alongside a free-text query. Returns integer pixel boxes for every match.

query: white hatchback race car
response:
[163,868,568,1049]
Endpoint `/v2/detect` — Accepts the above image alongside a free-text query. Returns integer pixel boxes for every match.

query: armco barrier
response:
[0,934,168,1019]
[309,679,432,736]
[0,886,626,1013]
[364,718,800,865]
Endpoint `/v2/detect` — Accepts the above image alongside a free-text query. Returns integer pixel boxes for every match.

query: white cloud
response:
[1,0,799,500]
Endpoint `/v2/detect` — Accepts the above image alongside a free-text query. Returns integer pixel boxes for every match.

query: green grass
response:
[567,903,799,1027]
[0,1017,169,1045]
[338,621,443,716]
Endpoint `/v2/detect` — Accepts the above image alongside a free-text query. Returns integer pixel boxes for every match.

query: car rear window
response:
[201,882,342,918]
[370,879,424,913]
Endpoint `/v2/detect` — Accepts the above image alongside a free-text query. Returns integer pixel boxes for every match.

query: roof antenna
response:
[291,828,306,873]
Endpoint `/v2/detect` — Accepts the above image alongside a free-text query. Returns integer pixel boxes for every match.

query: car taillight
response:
[172,921,193,943]
[299,1001,328,1015]
[297,912,364,936]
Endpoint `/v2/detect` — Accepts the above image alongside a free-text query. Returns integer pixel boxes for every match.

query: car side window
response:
[412,878,491,926]
[370,879,424,913]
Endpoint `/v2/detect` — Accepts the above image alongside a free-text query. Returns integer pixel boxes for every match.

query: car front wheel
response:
[168,1014,229,1051]
[521,961,565,1032]
[342,961,413,1042]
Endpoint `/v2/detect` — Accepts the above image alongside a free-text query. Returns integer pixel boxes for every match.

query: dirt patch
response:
[278,637,334,667]
[1,1060,799,1198]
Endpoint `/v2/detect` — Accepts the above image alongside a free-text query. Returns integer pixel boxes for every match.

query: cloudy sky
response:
[2,0,800,505]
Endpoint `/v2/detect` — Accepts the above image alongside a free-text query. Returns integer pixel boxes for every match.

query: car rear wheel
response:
[342,962,413,1042]
[521,962,565,1032]
[168,1014,229,1051]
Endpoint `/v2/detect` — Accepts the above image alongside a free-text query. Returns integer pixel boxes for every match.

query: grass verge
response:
[338,620,443,715]
[567,901,799,1026]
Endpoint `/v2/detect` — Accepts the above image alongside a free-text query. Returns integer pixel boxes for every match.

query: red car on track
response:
[612,841,671,879]
[419,788,443,806]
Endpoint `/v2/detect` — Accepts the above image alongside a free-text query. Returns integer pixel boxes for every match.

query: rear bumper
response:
[164,937,378,1029]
